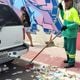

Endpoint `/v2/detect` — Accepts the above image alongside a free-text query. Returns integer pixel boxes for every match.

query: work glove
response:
[61,26,67,31]
[58,3,63,10]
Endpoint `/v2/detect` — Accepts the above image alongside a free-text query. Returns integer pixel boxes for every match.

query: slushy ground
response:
[1,59,80,80]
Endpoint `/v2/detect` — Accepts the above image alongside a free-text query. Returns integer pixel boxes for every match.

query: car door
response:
[0,4,24,50]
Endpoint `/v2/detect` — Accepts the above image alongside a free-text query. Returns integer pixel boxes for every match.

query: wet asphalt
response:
[0,59,36,80]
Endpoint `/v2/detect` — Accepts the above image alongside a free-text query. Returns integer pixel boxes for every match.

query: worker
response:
[58,0,80,68]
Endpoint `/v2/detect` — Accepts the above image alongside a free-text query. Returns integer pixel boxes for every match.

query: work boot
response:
[64,60,68,63]
[64,55,69,63]
[64,64,75,68]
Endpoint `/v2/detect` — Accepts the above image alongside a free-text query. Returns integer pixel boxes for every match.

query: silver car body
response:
[0,3,29,64]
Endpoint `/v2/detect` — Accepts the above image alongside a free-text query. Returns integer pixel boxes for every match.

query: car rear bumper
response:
[0,43,29,64]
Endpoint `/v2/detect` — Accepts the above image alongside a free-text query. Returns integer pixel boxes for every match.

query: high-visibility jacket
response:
[60,7,80,38]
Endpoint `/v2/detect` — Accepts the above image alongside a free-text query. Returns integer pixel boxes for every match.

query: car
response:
[0,3,29,64]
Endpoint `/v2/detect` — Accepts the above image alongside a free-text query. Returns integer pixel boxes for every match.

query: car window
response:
[0,4,22,27]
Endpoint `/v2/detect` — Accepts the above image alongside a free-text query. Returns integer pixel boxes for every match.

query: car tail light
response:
[23,27,25,40]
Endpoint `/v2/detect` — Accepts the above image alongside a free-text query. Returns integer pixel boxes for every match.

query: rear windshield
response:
[0,4,22,26]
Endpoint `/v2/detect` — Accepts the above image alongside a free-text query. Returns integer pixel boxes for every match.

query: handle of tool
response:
[29,31,61,64]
